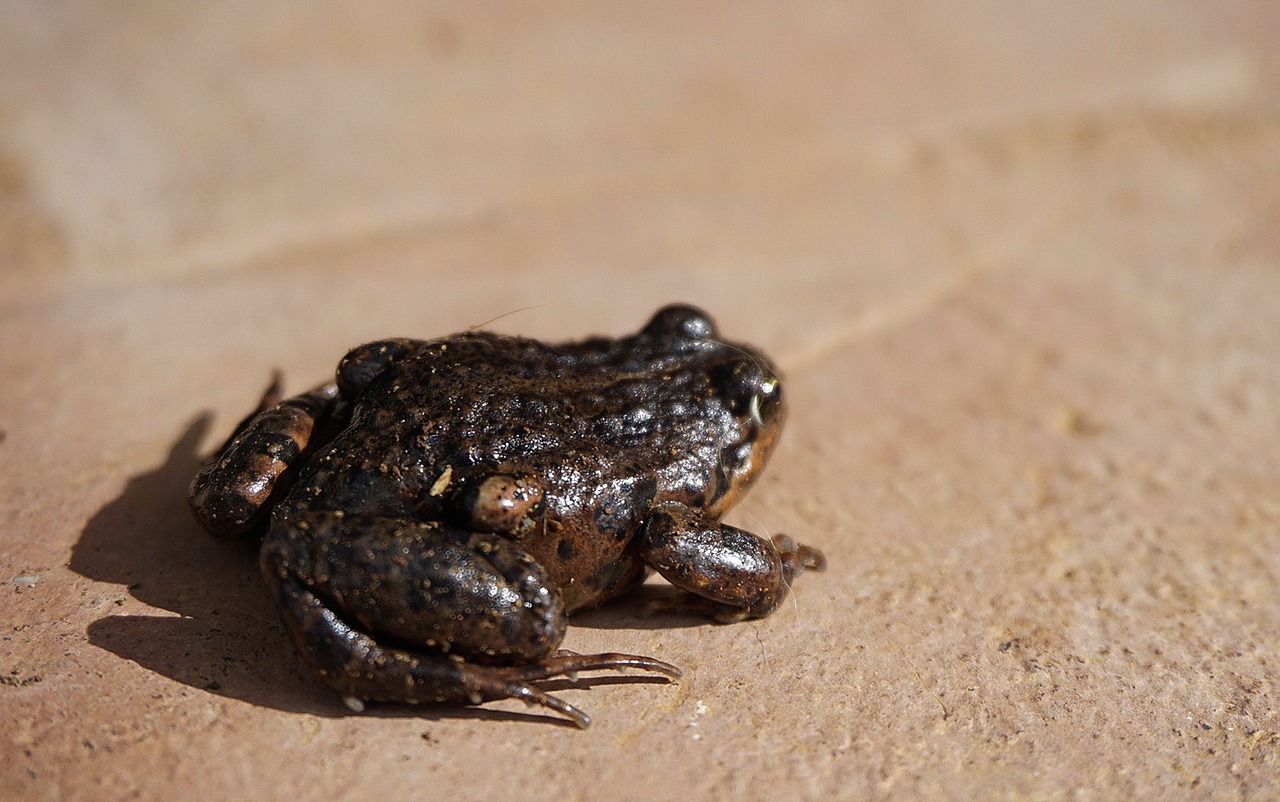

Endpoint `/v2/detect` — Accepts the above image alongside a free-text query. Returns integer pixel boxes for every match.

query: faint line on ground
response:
[778,266,989,375]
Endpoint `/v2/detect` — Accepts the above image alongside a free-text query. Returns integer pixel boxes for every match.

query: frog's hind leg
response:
[260,513,680,728]
[190,382,341,539]
[267,571,614,727]
[268,579,676,728]
[638,502,826,623]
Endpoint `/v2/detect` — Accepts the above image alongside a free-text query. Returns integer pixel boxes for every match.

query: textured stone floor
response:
[3,3,1279,799]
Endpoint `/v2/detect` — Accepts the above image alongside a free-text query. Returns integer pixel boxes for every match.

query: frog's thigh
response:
[638,502,809,622]
[190,383,339,539]
[262,513,568,664]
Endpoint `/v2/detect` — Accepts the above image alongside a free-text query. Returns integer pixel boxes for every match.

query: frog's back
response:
[283,315,776,523]
[385,331,750,487]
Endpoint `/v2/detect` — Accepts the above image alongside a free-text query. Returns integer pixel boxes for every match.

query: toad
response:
[190,304,825,727]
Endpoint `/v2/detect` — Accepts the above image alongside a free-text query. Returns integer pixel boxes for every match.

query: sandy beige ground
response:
[4,3,1280,800]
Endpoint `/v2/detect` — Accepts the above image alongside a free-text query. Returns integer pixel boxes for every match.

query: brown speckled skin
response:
[189,304,824,727]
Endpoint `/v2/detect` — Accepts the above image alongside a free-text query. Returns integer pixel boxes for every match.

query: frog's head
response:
[643,304,786,510]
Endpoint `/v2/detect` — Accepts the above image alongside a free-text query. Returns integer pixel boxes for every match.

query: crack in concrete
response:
[776,199,1089,376]
[778,265,989,376]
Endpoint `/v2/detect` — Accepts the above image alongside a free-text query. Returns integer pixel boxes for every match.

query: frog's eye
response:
[337,338,418,397]
[643,304,718,342]
[749,377,783,427]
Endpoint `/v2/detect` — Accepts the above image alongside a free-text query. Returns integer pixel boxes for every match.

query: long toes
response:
[477,654,680,728]
[507,652,682,682]
[503,682,592,729]
[544,652,682,680]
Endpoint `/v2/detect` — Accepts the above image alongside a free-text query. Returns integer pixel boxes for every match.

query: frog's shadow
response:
[70,415,700,726]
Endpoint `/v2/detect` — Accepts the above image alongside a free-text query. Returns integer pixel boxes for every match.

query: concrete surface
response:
[3,2,1279,799]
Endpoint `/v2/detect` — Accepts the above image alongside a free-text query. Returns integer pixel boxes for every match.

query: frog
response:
[189,304,825,727]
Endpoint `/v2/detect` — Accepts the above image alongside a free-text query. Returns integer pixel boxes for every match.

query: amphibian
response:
[190,304,824,727]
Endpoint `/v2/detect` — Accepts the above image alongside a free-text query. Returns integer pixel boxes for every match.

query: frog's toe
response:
[473,652,681,728]
[773,534,827,575]
[463,668,594,728]
[510,685,592,729]
[509,651,682,682]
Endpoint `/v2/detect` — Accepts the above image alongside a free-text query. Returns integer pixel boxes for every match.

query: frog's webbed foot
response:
[261,514,679,728]
[190,380,342,539]
[638,502,826,622]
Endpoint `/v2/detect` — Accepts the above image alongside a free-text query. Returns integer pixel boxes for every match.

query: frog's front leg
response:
[638,502,826,623]
[190,382,342,539]
[260,512,679,728]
